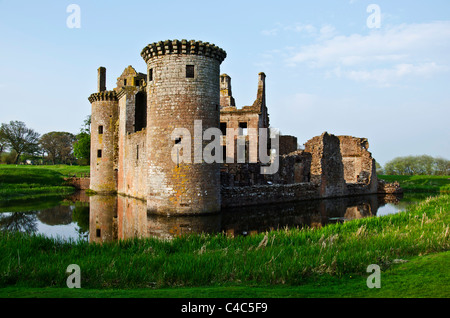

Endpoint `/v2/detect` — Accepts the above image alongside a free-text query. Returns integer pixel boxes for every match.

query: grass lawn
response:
[0,251,448,298]
[378,175,450,193]
[0,164,89,202]
[0,164,90,177]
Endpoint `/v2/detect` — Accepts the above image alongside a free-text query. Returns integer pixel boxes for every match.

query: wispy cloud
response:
[261,22,318,37]
[284,21,450,86]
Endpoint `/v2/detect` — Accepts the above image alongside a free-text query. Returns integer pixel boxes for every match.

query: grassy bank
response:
[379,175,450,193]
[0,164,88,202]
[1,194,448,295]
[1,251,448,298]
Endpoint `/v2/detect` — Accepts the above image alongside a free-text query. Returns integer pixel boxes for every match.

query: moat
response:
[0,192,433,243]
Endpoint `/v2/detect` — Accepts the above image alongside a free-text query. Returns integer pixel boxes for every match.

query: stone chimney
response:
[220,74,236,107]
[98,67,106,92]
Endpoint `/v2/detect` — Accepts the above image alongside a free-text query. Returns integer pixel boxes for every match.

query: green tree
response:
[374,160,384,175]
[40,132,76,164]
[434,157,450,176]
[73,116,91,165]
[384,155,450,176]
[0,121,40,164]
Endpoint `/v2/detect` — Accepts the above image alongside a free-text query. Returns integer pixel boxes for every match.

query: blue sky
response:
[0,0,449,165]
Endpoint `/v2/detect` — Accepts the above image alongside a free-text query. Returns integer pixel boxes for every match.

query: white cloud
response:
[327,62,447,87]
[285,21,450,86]
[261,23,318,37]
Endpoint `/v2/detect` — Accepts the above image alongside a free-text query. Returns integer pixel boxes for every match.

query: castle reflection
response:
[89,193,403,243]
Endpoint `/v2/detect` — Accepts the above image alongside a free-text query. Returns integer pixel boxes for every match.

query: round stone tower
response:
[141,39,226,215]
[88,67,119,193]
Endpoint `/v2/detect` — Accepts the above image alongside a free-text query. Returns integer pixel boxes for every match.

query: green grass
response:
[0,164,90,178]
[1,194,448,295]
[0,165,81,202]
[378,175,450,193]
[1,251,448,298]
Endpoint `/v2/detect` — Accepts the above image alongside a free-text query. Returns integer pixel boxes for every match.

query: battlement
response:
[141,39,227,64]
[88,91,118,103]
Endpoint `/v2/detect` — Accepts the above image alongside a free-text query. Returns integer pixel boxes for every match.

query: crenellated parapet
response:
[88,91,118,104]
[141,39,227,64]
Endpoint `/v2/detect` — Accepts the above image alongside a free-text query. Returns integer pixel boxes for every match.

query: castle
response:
[88,39,398,216]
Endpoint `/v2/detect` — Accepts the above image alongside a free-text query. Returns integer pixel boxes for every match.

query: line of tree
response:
[382,155,450,176]
[0,117,91,165]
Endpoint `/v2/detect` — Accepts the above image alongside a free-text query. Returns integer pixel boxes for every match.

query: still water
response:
[0,191,434,242]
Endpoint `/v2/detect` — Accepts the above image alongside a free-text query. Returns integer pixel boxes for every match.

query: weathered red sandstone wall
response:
[117,79,148,199]
[304,132,347,197]
[338,135,378,193]
[142,40,226,215]
[221,183,320,208]
[64,177,90,190]
[89,92,119,193]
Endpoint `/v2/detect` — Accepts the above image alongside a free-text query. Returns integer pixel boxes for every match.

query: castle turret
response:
[88,67,119,193]
[141,39,226,215]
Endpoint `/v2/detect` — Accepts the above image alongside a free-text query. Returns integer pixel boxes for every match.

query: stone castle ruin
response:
[88,39,400,215]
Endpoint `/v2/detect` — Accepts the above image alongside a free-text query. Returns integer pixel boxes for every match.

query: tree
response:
[384,155,450,176]
[0,121,40,164]
[0,134,5,158]
[73,116,91,165]
[374,160,384,175]
[40,131,76,164]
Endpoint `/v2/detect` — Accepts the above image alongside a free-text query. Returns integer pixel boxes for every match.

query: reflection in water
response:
[88,193,405,243]
[0,201,90,241]
[0,212,38,233]
[89,195,222,242]
[3,191,423,242]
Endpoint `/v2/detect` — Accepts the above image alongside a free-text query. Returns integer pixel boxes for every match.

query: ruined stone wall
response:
[377,179,403,194]
[142,40,226,215]
[219,73,269,164]
[338,135,378,193]
[64,177,90,190]
[220,111,260,163]
[220,149,312,187]
[220,163,265,187]
[220,74,235,107]
[221,183,320,208]
[273,150,312,184]
[279,135,298,156]
[304,132,347,197]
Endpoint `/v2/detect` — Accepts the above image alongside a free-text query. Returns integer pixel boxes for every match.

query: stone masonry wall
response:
[338,135,378,193]
[117,87,148,200]
[143,41,225,215]
[304,132,347,197]
[64,177,90,190]
[221,183,320,208]
[279,135,298,156]
[89,93,119,193]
